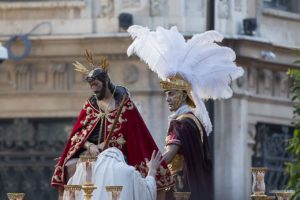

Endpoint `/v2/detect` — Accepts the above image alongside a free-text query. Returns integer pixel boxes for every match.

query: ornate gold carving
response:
[106,186,123,200]
[79,155,97,163]
[64,184,82,191]
[251,167,268,173]
[82,184,97,200]
[7,193,25,200]
[173,192,191,200]
[250,195,274,200]
[271,190,294,200]
[160,75,191,91]
[105,186,123,191]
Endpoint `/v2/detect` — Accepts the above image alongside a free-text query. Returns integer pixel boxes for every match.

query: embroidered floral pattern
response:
[80,102,99,125]
[108,133,126,149]
[51,167,63,182]
[52,98,175,189]
[105,100,134,134]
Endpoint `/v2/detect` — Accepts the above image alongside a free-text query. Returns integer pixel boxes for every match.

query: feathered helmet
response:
[159,75,195,108]
[127,25,244,134]
[73,49,110,82]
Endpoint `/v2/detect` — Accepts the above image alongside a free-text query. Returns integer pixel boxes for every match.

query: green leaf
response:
[294,60,300,64]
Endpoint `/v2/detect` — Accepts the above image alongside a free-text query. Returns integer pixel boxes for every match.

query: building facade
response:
[0,0,298,199]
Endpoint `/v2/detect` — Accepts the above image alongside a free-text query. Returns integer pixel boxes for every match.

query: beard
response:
[95,81,106,100]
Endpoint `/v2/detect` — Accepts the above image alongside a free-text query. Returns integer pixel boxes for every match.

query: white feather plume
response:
[127,25,186,79]
[127,25,244,134]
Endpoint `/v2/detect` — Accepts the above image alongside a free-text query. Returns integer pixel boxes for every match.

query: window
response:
[263,0,299,13]
[252,123,293,193]
[0,118,76,200]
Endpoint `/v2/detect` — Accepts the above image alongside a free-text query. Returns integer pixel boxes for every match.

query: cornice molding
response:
[0,1,86,10]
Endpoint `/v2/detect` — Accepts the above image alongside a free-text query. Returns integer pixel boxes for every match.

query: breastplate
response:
[168,154,184,175]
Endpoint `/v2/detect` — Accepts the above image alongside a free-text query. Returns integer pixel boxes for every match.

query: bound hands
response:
[145,150,164,177]
[84,142,105,156]
[88,143,100,156]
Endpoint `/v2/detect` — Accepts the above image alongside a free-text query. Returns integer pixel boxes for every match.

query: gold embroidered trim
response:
[60,100,101,183]
[176,114,204,143]
[52,166,63,182]
[107,133,126,149]
[55,98,136,185]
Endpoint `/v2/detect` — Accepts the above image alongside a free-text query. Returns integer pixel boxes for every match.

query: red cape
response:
[51,97,173,189]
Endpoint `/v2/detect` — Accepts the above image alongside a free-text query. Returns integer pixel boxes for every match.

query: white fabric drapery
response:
[63,147,156,200]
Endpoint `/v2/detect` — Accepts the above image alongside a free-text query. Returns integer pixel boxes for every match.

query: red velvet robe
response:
[51,97,173,190]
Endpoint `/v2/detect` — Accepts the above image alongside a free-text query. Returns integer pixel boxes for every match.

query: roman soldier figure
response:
[127,25,244,199]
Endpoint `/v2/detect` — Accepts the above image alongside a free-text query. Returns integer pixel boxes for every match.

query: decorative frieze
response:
[258,69,273,96]
[100,0,114,18]
[51,63,69,90]
[237,66,290,100]
[150,0,161,16]
[122,0,141,9]
[0,70,12,86]
[274,71,289,98]
[31,63,50,90]
[0,54,137,93]
[122,64,139,84]
[248,67,258,94]
[234,0,242,11]
[217,0,230,19]
[15,64,31,91]
[184,0,206,17]
[235,67,247,90]
[0,1,86,20]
